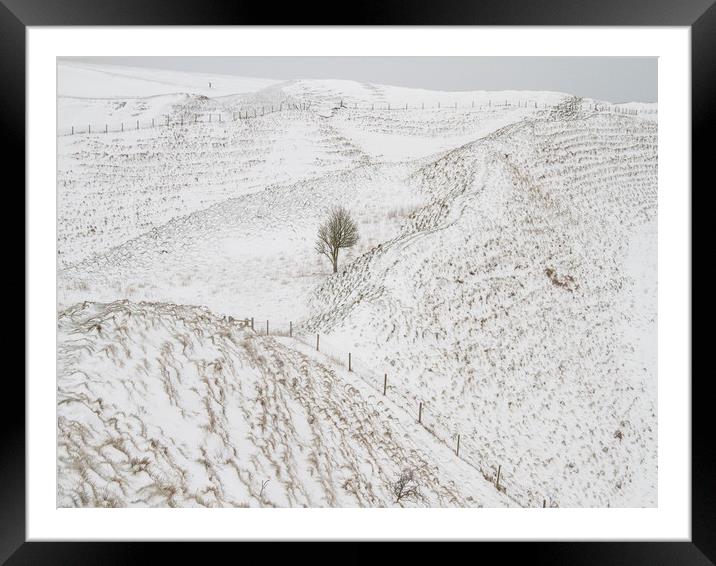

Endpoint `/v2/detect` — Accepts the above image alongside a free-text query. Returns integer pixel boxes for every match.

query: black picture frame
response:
[5,0,706,563]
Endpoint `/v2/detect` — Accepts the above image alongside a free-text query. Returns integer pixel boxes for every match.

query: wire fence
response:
[57,100,313,137]
[242,316,558,508]
[58,97,655,137]
[335,99,653,117]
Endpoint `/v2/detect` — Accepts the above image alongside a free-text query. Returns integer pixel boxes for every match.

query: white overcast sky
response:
[61,57,657,102]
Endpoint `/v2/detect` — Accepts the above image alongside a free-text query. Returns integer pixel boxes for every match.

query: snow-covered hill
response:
[57,64,657,508]
[58,62,281,98]
[58,300,508,507]
[302,101,658,507]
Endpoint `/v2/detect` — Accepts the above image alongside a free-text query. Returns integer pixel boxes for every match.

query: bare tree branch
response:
[391,468,421,504]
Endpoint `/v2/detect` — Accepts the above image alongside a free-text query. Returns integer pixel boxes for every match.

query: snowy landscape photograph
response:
[56,56,658,509]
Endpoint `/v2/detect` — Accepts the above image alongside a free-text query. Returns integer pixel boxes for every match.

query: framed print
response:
[8,0,707,562]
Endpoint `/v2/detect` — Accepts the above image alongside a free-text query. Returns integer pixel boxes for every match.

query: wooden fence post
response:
[88,124,91,133]
[456,434,461,456]
[316,333,320,351]
[266,320,269,335]
[121,122,124,132]
[543,499,546,508]
[418,402,423,424]
[496,465,501,490]
[105,124,107,133]
[383,373,387,395]
[348,353,352,372]
[136,120,139,130]
[289,321,292,337]
[251,317,254,330]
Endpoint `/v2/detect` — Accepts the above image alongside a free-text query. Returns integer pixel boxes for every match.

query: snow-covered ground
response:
[57,63,657,508]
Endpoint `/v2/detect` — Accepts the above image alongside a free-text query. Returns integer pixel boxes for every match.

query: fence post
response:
[251,317,254,331]
[418,402,422,424]
[105,124,107,133]
[71,126,74,135]
[383,373,387,395]
[316,333,320,351]
[266,320,269,335]
[88,124,91,133]
[543,499,546,508]
[136,120,139,130]
[152,118,155,127]
[496,465,501,490]
[456,434,460,456]
[121,122,124,132]
[348,353,352,372]
[289,321,292,337]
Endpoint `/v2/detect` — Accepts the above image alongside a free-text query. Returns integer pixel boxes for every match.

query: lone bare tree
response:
[315,206,359,273]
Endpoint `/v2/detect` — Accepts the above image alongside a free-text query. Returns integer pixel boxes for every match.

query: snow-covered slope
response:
[57,300,508,507]
[301,100,658,507]
[57,64,658,508]
[58,62,281,98]
[56,102,553,268]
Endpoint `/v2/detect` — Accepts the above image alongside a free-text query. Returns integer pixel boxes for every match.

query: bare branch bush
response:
[391,468,421,504]
[315,206,359,273]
